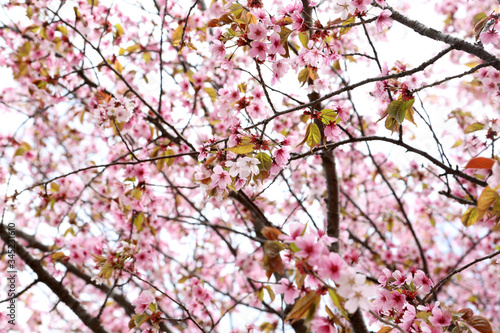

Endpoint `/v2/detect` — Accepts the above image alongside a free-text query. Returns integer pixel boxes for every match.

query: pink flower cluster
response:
[91,95,136,126]
[475,67,500,102]
[273,223,376,315]
[372,268,454,332]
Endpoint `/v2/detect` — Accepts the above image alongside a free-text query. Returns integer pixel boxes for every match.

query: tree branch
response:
[387,6,500,70]
[0,224,109,333]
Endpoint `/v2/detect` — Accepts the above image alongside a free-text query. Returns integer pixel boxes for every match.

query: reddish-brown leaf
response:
[466,315,493,333]
[261,227,283,241]
[457,308,474,321]
[464,157,495,169]
[285,291,321,324]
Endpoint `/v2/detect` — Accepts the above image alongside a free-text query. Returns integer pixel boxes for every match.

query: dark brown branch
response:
[322,150,340,253]
[290,135,487,188]
[15,229,173,333]
[244,46,454,131]
[420,249,500,305]
[0,224,109,333]
[229,190,275,238]
[387,6,500,70]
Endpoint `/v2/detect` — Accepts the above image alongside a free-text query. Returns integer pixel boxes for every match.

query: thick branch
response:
[15,229,173,333]
[0,224,109,333]
[291,135,487,188]
[229,190,275,238]
[321,150,340,253]
[387,6,500,70]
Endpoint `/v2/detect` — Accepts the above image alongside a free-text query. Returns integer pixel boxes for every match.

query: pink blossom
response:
[390,291,406,312]
[249,41,268,61]
[333,0,355,20]
[274,278,300,304]
[294,233,321,259]
[378,268,392,286]
[421,322,442,333]
[248,22,267,41]
[352,0,372,12]
[311,317,337,333]
[271,60,289,84]
[273,145,291,167]
[291,12,304,30]
[234,177,246,191]
[392,270,410,286]
[303,48,324,67]
[279,222,305,242]
[226,157,260,178]
[210,165,231,189]
[317,252,344,281]
[252,85,264,99]
[324,124,341,141]
[132,291,155,313]
[376,10,393,33]
[374,0,387,8]
[429,304,451,327]
[209,40,226,60]
[401,305,416,330]
[248,100,267,117]
[220,58,233,71]
[372,288,393,312]
[413,270,433,293]
[337,270,365,297]
[344,285,376,313]
[480,28,500,45]
[268,32,285,55]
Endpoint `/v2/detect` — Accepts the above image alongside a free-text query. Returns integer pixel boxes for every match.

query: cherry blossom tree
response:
[1,0,500,332]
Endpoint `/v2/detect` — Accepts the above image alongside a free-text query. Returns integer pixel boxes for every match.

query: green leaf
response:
[387,100,404,123]
[18,42,31,57]
[226,137,255,154]
[320,109,338,125]
[298,67,310,84]
[172,24,184,46]
[340,16,355,36]
[472,12,488,35]
[278,26,292,58]
[298,32,309,48]
[256,288,264,302]
[165,149,175,167]
[126,44,140,53]
[132,313,150,328]
[477,186,499,215]
[306,123,321,149]
[296,123,311,148]
[385,116,399,133]
[461,207,479,227]
[265,285,276,302]
[204,87,217,102]
[133,212,144,232]
[464,122,485,134]
[328,289,348,318]
[56,25,68,36]
[115,23,124,38]
[416,311,431,321]
[256,152,272,171]
[403,98,416,125]
[148,302,158,312]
